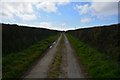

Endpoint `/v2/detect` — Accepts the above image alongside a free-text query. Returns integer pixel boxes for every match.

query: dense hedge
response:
[3,34,59,79]
[67,24,120,62]
[2,23,59,56]
[67,34,119,78]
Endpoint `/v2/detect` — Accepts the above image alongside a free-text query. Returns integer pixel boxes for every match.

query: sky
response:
[0,0,119,31]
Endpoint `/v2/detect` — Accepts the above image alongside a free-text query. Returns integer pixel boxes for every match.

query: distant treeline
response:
[67,24,120,62]
[2,23,59,56]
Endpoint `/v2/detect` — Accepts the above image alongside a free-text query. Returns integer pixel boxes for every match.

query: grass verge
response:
[2,34,59,79]
[48,34,64,78]
[66,34,120,78]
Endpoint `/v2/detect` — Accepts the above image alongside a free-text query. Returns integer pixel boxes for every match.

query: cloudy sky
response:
[0,0,119,31]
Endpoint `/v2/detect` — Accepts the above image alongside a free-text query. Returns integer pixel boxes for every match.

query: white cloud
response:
[39,22,70,31]
[46,15,50,18]
[0,2,36,20]
[75,4,90,15]
[57,2,69,5]
[92,0,120,2]
[80,18,91,23]
[75,2,118,17]
[57,0,70,6]
[18,14,37,21]
[39,22,52,28]
[58,13,62,15]
[36,1,70,13]
[91,2,118,17]
[1,0,119,2]
[36,2,57,13]
[0,1,70,21]
[1,0,71,2]
[39,22,64,30]
[61,23,66,26]
[0,9,13,19]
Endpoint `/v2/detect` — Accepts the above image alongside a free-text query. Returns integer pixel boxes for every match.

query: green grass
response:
[2,34,59,79]
[48,35,64,78]
[66,34,120,78]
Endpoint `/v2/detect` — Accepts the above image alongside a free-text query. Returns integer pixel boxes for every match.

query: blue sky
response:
[0,1,118,31]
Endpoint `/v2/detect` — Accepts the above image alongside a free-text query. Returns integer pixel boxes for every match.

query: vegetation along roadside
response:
[2,34,59,79]
[66,34,120,78]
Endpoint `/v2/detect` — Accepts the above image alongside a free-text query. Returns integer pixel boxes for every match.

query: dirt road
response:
[59,34,84,78]
[23,34,85,78]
